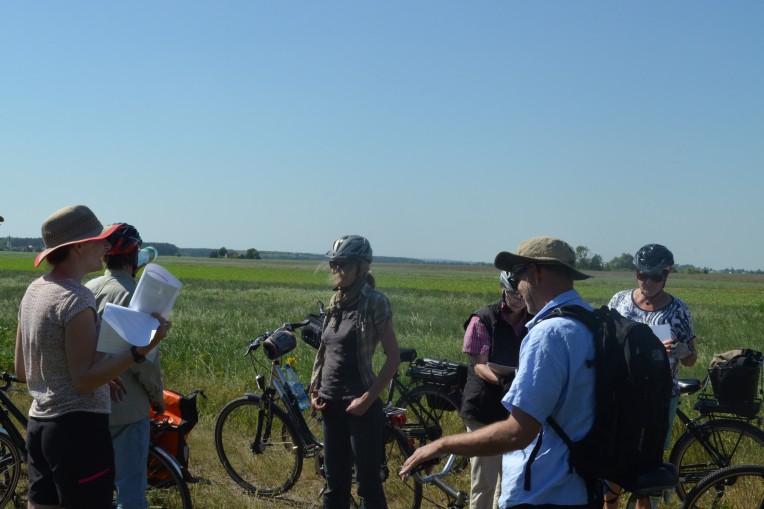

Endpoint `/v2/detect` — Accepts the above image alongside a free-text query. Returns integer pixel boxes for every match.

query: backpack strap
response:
[523,429,543,491]
[522,306,599,492]
[546,305,599,332]
[545,416,574,469]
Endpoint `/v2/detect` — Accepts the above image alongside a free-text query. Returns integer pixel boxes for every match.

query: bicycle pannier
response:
[301,313,324,349]
[709,349,763,404]
[406,358,467,410]
[150,389,204,482]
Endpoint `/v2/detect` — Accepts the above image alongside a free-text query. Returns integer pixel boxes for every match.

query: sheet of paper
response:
[99,263,181,352]
[102,304,157,347]
[649,324,672,342]
[96,316,159,361]
[130,263,182,318]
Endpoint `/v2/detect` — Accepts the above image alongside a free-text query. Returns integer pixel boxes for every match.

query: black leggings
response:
[321,399,387,509]
[27,412,114,509]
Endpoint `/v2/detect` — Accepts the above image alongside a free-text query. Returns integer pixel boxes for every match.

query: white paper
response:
[98,263,181,353]
[649,324,672,342]
[130,263,182,318]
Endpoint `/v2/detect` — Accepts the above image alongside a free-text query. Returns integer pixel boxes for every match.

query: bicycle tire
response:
[214,395,303,495]
[145,446,193,509]
[682,464,764,509]
[669,418,764,500]
[381,425,422,509]
[0,431,21,509]
[396,385,470,501]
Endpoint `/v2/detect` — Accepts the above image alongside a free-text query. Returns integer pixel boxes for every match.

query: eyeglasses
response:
[636,271,665,283]
[329,260,353,272]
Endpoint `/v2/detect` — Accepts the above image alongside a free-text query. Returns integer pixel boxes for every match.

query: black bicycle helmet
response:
[106,223,142,256]
[499,271,518,292]
[326,235,373,263]
[633,244,674,273]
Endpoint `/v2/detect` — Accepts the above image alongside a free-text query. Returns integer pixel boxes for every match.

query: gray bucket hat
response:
[494,236,591,281]
[34,205,118,267]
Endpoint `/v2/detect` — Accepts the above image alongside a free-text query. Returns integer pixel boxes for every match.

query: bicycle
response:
[680,463,764,508]
[0,372,192,509]
[213,316,424,508]
[387,350,471,503]
[0,373,26,508]
[405,452,470,509]
[669,377,764,500]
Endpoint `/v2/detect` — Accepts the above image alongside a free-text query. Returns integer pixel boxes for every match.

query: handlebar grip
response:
[245,336,264,356]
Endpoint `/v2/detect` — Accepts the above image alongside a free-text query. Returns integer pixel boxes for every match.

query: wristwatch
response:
[130,345,146,364]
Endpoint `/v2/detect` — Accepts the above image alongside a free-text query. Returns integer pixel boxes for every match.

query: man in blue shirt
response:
[400,236,596,509]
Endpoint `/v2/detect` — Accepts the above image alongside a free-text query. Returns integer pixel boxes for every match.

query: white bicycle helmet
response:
[499,270,519,292]
[326,235,373,263]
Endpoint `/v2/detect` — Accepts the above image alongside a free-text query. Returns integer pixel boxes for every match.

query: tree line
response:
[574,246,719,274]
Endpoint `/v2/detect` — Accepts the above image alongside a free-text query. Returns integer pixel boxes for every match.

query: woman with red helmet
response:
[86,223,167,509]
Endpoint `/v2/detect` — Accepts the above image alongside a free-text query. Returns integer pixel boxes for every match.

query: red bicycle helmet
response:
[106,223,142,256]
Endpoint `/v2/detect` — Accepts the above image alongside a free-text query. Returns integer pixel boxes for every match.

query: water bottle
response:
[282,364,310,411]
[137,246,158,268]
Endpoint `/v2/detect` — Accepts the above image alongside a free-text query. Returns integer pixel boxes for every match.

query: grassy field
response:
[1,252,764,508]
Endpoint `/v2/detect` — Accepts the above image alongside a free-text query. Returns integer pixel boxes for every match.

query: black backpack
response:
[536,305,673,489]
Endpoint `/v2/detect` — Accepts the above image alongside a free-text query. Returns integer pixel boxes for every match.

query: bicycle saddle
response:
[620,462,678,495]
[677,378,702,395]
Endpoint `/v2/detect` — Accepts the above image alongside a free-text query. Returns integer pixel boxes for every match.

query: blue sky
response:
[2,2,762,270]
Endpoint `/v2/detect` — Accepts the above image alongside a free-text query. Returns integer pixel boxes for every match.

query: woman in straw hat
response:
[14,205,171,509]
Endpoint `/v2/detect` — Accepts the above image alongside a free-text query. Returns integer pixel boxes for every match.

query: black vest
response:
[460,301,525,424]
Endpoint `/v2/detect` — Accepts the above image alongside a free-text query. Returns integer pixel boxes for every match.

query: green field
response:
[1,252,763,508]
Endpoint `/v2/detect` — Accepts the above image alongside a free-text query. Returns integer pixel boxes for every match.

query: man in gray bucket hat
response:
[401,236,597,508]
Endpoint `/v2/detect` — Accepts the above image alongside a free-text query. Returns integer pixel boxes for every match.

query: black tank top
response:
[319,306,366,401]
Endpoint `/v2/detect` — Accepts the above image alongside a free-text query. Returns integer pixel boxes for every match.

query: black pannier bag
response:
[301,313,324,350]
[709,348,763,404]
[406,358,468,410]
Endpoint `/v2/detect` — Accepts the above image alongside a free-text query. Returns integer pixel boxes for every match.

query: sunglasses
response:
[508,264,528,292]
[636,271,665,283]
[329,260,354,272]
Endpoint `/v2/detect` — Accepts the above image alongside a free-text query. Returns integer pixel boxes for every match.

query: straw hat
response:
[34,205,119,267]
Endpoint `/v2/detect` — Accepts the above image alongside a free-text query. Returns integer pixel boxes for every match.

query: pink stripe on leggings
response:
[77,468,111,485]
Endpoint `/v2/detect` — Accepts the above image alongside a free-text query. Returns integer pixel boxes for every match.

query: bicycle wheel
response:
[146,446,193,509]
[396,386,470,500]
[381,425,422,509]
[669,418,764,500]
[0,432,21,509]
[214,395,303,495]
[682,464,764,509]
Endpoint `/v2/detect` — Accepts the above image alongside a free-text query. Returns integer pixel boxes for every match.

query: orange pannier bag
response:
[149,389,203,482]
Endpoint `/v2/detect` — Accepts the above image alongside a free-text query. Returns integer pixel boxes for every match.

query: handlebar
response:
[244,300,325,357]
[407,455,468,506]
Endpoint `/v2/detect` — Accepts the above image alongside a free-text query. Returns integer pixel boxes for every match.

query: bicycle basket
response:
[406,358,468,390]
[708,348,763,405]
[263,330,297,360]
[301,313,324,350]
